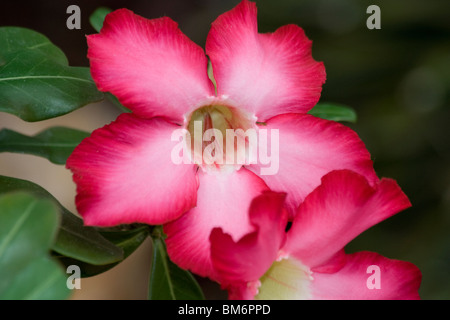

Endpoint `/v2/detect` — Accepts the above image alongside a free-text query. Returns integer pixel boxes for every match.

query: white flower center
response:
[255,257,313,300]
[185,104,256,171]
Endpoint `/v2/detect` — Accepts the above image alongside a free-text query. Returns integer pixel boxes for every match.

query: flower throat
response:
[186,104,255,170]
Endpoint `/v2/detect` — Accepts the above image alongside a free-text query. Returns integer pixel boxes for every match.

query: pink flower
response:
[210,170,422,299]
[67,1,378,278]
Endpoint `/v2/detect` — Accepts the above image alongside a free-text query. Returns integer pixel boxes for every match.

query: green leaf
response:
[106,92,131,113]
[148,237,204,300]
[54,206,124,266]
[0,27,104,122]
[1,256,70,300]
[89,7,113,32]
[308,103,357,123]
[0,175,124,265]
[100,226,150,258]
[57,225,150,277]
[0,127,89,164]
[0,192,71,299]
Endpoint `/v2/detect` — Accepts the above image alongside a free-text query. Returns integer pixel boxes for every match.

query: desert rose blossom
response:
[67,0,378,278]
[210,170,422,299]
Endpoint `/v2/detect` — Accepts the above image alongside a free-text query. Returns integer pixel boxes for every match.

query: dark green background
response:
[1,0,448,299]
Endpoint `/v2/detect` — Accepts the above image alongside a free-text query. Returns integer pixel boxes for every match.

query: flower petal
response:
[206,0,325,121]
[227,282,260,300]
[311,251,421,300]
[87,9,214,123]
[247,114,378,215]
[284,170,411,269]
[66,113,198,226]
[163,168,269,279]
[210,191,288,286]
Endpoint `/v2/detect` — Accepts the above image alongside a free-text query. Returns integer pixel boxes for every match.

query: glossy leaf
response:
[0,175,124,265]
[1,256,71,300]
[106,92,131,113]
[308,103,357,123]
[0,27,104,122]
[148,237,204,300]
[0,192,71,299]
[57,225,150,277]
[89,7,113,32]
[0,127,89,164]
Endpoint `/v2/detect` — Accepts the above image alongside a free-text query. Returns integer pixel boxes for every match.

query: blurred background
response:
[0,0,448,299]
